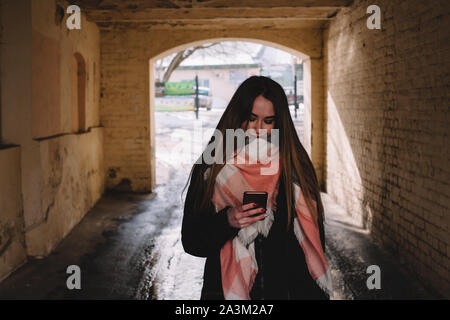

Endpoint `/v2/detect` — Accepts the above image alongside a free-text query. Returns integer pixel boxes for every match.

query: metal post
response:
[294,74,298,118]
[195,75,199,120]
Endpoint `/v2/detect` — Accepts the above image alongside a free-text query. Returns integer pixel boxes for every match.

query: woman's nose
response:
[256,127,265,137]
[256,122,263,131]
[257,126,270,137]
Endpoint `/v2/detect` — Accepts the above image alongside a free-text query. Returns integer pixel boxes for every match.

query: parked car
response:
[192,86,212,110]
[284,86,303,105]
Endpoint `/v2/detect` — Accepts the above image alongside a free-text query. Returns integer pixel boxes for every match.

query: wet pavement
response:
[0,107,439,300]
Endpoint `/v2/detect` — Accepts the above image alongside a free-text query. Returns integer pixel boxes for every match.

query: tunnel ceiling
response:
[66,0,354,29]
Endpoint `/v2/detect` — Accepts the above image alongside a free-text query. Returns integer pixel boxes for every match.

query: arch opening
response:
[148,38,313,190]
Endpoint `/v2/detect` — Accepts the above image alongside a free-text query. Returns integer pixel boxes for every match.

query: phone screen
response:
[243,191,268,218]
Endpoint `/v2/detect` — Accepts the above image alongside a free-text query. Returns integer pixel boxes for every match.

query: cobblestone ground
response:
[0,107,438,299]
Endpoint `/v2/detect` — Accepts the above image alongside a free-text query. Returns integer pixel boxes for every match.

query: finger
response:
[237,209,262,224]
[235,210,247,220]
[245,207,266,217]
[240,213,265,227]
[231,208,245,220]
[238,216,251,226]
[241,202,257,212]
[236,206,262,219]
[249,213,266,223]
[238,216,256,228]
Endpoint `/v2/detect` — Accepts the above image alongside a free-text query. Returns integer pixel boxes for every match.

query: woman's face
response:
[241,95,276,137]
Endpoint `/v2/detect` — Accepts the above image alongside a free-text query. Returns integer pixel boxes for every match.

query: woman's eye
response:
[264,120,273,124]
[249,118,256,122]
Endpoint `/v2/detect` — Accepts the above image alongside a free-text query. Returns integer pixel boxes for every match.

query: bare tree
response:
[156,41,258,84]
[161,43,219,84]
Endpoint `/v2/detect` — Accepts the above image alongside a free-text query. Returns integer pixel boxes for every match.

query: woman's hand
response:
[226,203,266,229]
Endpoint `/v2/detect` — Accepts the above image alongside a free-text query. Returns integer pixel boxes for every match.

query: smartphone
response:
[243,191,268,219]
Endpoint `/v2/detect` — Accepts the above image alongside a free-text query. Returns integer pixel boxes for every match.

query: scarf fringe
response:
[293,217,333,297]
[237,210,274,248]
[315,269,333,298]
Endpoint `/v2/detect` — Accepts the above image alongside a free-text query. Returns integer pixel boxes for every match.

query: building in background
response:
[169,63,260,105]
[254,46,304,104]
[156,43,303,108]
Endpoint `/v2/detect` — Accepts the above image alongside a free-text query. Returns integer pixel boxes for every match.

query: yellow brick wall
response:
[324,0,450,297]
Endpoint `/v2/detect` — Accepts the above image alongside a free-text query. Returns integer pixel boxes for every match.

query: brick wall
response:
[100,26,325,193]
[100,31,152,192]
[324,0,450,297]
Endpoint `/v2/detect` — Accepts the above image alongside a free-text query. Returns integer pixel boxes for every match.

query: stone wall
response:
[0,146,26,282]
[324,0,450,297]
[0,0,104,265]
[25,128,104,256]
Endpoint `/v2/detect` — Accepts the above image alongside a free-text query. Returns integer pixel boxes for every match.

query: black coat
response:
[181,165,329,300]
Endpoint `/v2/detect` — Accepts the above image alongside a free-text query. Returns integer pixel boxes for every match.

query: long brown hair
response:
[181,76,324,230]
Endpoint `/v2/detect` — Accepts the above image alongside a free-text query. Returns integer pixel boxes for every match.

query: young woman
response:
[181,76,332,300]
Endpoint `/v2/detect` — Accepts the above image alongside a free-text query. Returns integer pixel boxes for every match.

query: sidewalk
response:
[321,193,439,299]
[0,189,440,299]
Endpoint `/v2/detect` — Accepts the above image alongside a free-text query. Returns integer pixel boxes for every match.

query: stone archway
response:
[100,28,325,193]
[148,38,316,190]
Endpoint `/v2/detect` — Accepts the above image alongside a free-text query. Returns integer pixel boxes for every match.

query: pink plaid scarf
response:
[207,135,332,300]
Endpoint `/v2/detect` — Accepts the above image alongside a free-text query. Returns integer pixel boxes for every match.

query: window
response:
[71,52,86,133]
[199,79,210,88]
